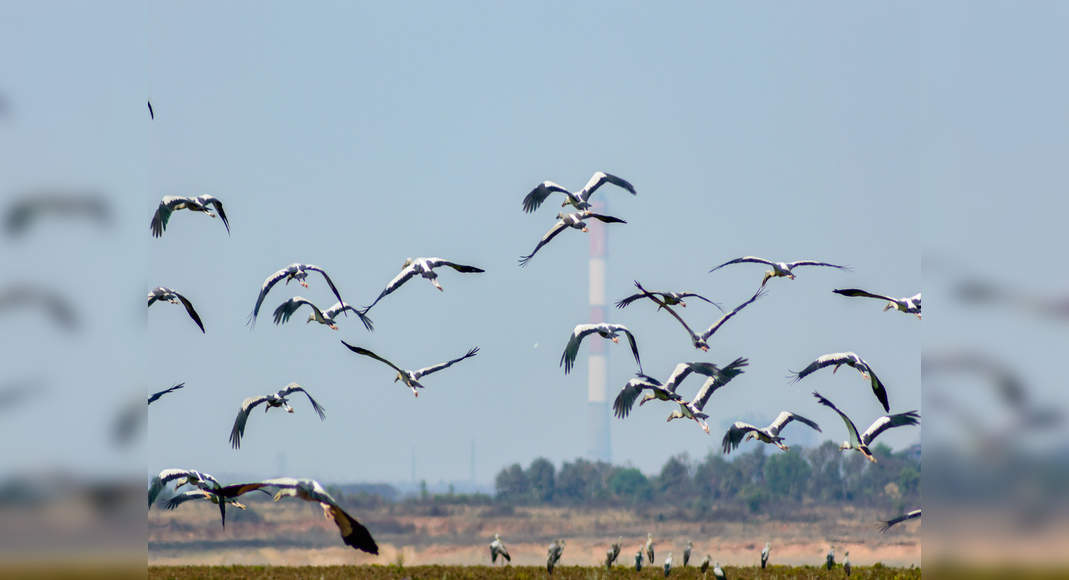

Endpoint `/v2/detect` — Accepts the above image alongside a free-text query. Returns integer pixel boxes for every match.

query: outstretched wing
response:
[577,171,637,203]
[786,260,848,270]
[147,382,185,405]
[173,290,205,333]
[559,324,603,374]
[363,263,417,312]
[325,302,374,331]
[583,212,627,224]
[251,265,295,322]
[663,362,725,393]
[148,468,195,507]
[412,346,479,379]
[867,367,891,412]
[279,383,327,420]
[147,100,154,120]
[675,292,724,312]
[860,410,920,446]
[612,376,661,418]
[149,196,185,238]
[879,508,921,533]
[272,296,323,325]
[721,422,761,454]
[813,392,862,447]
[709,256,774,273]
[427,258,486,274]
[700,287,765,341]
[789,352,858,382]
[523,181,573,213]
[229,395,270,449]
[196,195,230,235]
[634,281,703,346]
[519,220,569,267]
[767,411,821,437]
[689,357,748,411]
[303,265,346,307]
[611,324,643,375]
[340,341,408,376]
[323,501,380,554]
[162,490,212,511]
[833,288,895,302]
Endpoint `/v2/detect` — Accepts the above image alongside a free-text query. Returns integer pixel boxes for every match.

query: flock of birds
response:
[145,168,922,569]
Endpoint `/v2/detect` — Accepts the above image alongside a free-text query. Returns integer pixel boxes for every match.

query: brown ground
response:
[148,502,919,568]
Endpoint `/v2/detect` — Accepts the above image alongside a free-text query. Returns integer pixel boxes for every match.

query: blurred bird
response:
[341,341,479,397]
[150,194,229,238]
[363,257,484,313]
[879,508,921,532]
[791,351,891,412]
[490,533,510,565]
[635,549,644,571]
[814,392,920,463]
[0,283,80,331]
[722,411,822,453]
[844,550,851,576]
[229,383,326,449]
[147,383,185,405]
[826,548,835,570]
[522,170,636,214]
[713,560,727,580]
[607,536,623,567]
[147,287,205,333]
[683,540,692,567]
[700,554,711,573]
[663,552,672,577]
[761,542,770,568]
[710,256,849,286]
[646,532,655,564]
[560,322,642,375]
[833,288,921,319]
[546,538,564,574]
[3,193,111,237]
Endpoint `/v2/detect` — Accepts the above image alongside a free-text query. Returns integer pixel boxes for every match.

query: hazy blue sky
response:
[23,1,1069,486]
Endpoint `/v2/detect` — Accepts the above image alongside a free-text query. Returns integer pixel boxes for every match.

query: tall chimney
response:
[586,200,611,462]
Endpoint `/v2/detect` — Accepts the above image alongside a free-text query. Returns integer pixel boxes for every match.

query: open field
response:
[149,565,921,580]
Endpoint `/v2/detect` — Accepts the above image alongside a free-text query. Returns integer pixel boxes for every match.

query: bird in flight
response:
[710,256,849,286]
[560,323,642,375]
[363,257,484,313]
[249,263,347,325]
[791,351,891,412]
[722,411,821,453]
[229,383,326,449]
[522,171,636,214]
[147,287,205,333]
[341,341,479,397]
[833,288,921,319]
[150,194,229,238]
[813,392,919,463]
[272,297,372,331]
[518,210,626,267]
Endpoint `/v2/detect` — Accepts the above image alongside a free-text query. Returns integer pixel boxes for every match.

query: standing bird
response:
[147,287,205,333]
[683,541,692,567]
[561,323,642,375]
[608,536,623,567]
[341,341,479,397]
[844,551,851,576]
[546,538,565,574]
[700,554,711,573]
[826,548,836,570]
[879,508,921,532]
[713,561,727,580]
[709,256,849,286]
[663,552,673,577]
[791,352,891,412]
[490,533,510,565]
[645,532,655,564]
[666,358,750,433]
[814,392,920,463]
[272,297,372,331]
[147,382,185,405]
[249,263,347,325]
[363,257,484,313]
[215,478,378,554]
[613,361,735,418]
[633,281,764,351]
[635,549,644,571]
[604,548,615,569]
[150,194,229,238]
[522,170,636,214]
[722,411,822,454]
[833,288,922,319]
[761,542,771,569]
[518,210,626,266]
[229,383,326,449]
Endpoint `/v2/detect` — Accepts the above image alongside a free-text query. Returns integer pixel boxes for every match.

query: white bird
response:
[813,392,920,463]
[833,288,921,319]
[663,552,673,577]
[518,211,626,267]
[791,352,891,412]
[761,542,770,568]
[700,554,711,573]
[272,297,373,331]
[683,541,692,567]
[844,550,852,576]
[150,194,229,238]
[560,323,641,375]
[879,508,921,532]
[710,256,848,286]
[613,362,735,419]
[490,533,511,564]
[341,341,479,397]
[363,257,484,313]
[249,263,347,325]
[604,547,615,569]
[147,468,222,515]
[215,477,378,554]
[162,487,270,528]
[147,287,205,333]
[608,536,623,567]
[645,532,655,564]
[713,560,727,580]
[522,171,636,214]
[722,411,822,454]
[633,281,764,351]
[546,538,565,574]
[617,288,722,312]
[666,358,749,433]
[826,547,836,570]
[229,383,326,449]
[147,382,185,405]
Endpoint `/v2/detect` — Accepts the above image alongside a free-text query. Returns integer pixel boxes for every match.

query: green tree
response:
[527,457,556,502]
[763,449,812,499]
[656,454,693,497]
[608,467,652,502]
[494,463,529,502]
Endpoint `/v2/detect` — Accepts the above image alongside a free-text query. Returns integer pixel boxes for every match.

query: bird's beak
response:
[700,345,709,352]
[680,302,686,307]
[329,324,338,330]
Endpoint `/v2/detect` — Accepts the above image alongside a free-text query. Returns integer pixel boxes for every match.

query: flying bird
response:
[518,211,626,267]
[710,256,849,286]
[341,341,479,397]
[490,533,511,564]
[879,508,921,532]
[722,411,822,453]
[613,362,741,419]
[0,283,80,331]
[249,263,347,325]
[162,487,270,528]
[215,478,378,554]
[363,257,484,313]
[147,383,185,405]
[633,281,764,351]
[147,100,154,119]
[833,288,921,319]
[813,392,920,463]
[761,542,770,568]
[229,383,326,449]
[3,193,111,238]
[147,287,205,333]
[522,171,636,214]
[150,194,229,238]
[560,323,641,375]
[616,288,722,312]
[791,351,891,412]
[272,297,372,331]
[666,357,749,433]
[147,468,222,516]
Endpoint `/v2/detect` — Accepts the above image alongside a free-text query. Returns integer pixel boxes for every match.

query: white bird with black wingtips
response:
[666,358,749,433]
[613,361,743,419]
[518,210,626,267]
[560,323,642,375]
[522,171,636,214]
[249,263,347,325]
[363,257,484,313]
[272,297,372,331]
[710,256,848,286]
[833,288,921,319]
[813,392,920,463]
[341,341,479,397]
[791,352,891,412]
[722,411,822,454]
[147,287,205,333]
[229,383,326,449]
[150,194,229,238]
[632,281,764,352]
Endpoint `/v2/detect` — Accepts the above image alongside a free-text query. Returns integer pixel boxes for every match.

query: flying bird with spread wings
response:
[791,351,891,412]
[147,287,205,333]
[666,357,749,433]
[833,288,921,319]
[612,362,737,419]
[341,341,479,397]
[522,171,636,214]
[147,382,185,405]
[229,383,326,449]
[272,297,372,331]
[710,256,848,286]
[150,194,229,238]
[722,411,822,453]
[362,257,484,313]
[632,281,764,351]
[813,392,920,463]
[518,210,627,267]
[560,323,642,375]
[249,263,347,325]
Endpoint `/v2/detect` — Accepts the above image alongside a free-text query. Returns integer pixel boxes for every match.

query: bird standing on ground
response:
[490,533,510,565]
[814,392,920,463]
[664,552,673,577]
[761,542,771,568]
[546,539,565,574]
[791,351,891,412]
[147,287,205,333]
[362,257,484,313]
[635,549,644,571]
[522,171,636,213]
[249,263,347,325]
[150,194,229,238]
[229,383,326,449]
[722,411,822,453]
[341,341,479,397]
[713,561,727,580]
[560,323,642,375]
[683,541,692,567]
[844,551,852,576]
[710,256,849,286]
[826,548,835,570]
[645,532,655,564]
[833,288,921,319]
[700,554,711,573]
[272,297,372,331]
[608,536,623,567]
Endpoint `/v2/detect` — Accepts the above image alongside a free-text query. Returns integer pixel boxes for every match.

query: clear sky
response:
[29,1,1060,487]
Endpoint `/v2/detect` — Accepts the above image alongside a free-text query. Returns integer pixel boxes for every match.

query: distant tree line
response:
[493,442,919,516]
